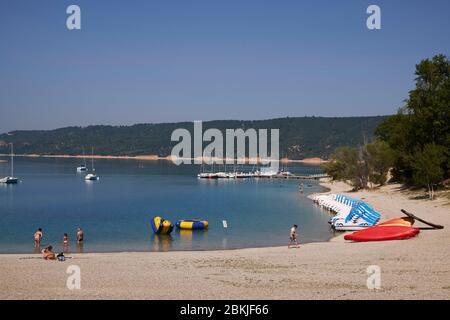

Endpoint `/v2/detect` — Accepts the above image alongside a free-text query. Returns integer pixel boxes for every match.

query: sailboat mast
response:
[91,147,94,171]
[82,146,87,167]
[10,143,13,177]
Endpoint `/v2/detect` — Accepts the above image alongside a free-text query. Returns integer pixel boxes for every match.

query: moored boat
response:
[0,176,18,184]
[0,143,18,184]
[85,173,99,181]
[84,147,99,181]
[77,147,88,172]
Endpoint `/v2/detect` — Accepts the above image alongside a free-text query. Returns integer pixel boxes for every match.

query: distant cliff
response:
[0,116,387,159]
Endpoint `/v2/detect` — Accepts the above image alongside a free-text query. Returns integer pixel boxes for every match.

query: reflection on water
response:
[222,237,228,249]
[76,242,84,253]
[151,235,172,252]
[179,229,193,244]
[176,229,211,251]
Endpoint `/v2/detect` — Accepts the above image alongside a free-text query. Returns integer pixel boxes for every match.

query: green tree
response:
[411,144,447,199]
[366,140,395,186]
[322,141,394,190]
[375,54,450,187]
[321,146,362,188]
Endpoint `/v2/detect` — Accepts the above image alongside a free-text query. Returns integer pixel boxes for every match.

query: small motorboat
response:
[176,219,209,230]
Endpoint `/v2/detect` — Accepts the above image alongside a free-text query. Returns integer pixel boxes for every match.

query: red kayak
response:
[344,225,420,242]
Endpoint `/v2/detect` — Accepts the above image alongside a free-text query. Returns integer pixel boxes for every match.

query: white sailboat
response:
[0,143,19,184]
[85,147,99,181]
[77,146,87,172]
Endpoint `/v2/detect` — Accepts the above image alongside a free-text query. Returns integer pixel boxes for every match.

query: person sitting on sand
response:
[34,228,43,248]
[76,227,84,243]
[42,245,56,260]
[288,224,299,248]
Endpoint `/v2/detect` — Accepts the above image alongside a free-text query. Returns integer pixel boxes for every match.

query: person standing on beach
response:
[34,228,43,248]
[288,225,299,248]
[76,227,84,243]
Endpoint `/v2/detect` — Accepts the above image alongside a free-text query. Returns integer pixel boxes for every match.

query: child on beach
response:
[288,224,300,248]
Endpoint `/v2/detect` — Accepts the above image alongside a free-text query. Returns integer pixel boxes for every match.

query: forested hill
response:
[0,116,387,159]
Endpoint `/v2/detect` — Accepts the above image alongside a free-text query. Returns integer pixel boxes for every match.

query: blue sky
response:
[0,0,449,132]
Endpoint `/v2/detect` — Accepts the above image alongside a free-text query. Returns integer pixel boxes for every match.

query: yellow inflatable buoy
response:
[151,216,174,235]
[176,219,209,230]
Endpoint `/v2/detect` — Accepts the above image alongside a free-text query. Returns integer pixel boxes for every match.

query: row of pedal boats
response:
[313,193,381,231]
[313,193,423,242]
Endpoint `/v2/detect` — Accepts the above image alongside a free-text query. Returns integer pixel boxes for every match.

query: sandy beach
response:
[0,181,449,300]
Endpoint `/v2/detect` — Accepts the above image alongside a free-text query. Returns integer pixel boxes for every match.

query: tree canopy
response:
[322,54,449,197]
[0,116,386,160]
[375,54,449,192]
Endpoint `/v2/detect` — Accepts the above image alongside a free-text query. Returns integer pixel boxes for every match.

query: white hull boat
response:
[1,143,18,184]
[84,147,99,181]
[0,176,18,184]
[85,173,99,181]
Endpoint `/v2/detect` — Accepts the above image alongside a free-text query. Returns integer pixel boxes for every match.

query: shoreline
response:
[0,153,328,165]
[1,180,449,299]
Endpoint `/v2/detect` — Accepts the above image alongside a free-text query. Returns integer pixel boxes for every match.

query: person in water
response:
[41,245,56,260]
[34,228,43,248]
[63,233,69,252]
[288,224,299,248]
[76,227,84,243]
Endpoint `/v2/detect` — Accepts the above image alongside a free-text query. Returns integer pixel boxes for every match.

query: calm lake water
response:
[0,157,333,253]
